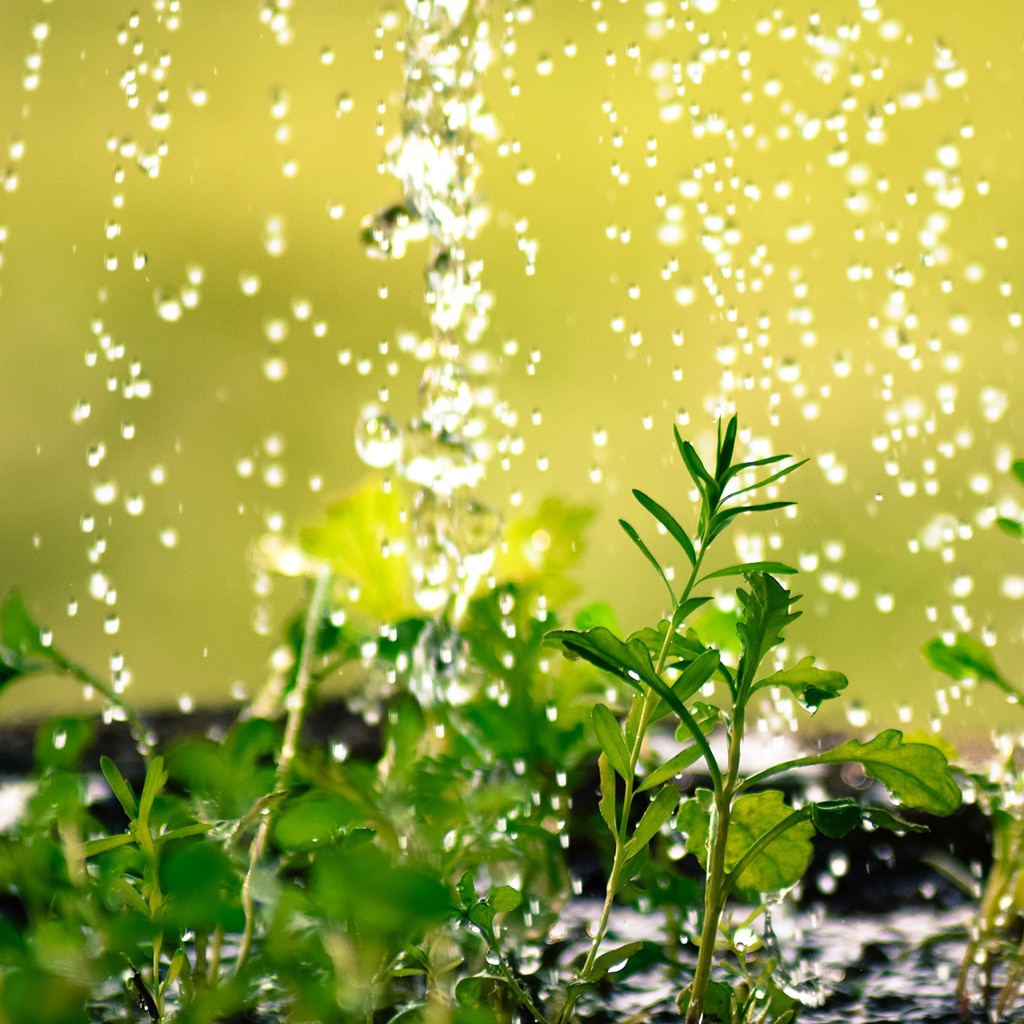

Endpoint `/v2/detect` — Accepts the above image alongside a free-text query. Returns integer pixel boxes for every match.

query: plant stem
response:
[235,568,332,973]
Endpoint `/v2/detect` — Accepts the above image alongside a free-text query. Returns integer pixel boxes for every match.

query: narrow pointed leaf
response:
[715,415,738,481]
[637,738,710,792]
[138,755,169,826]
[809,730,962,815]
[724,458,809,497]
[632,489,696,567]
[699,560,797,583]
[996,517,1024,539]
[708,501,794,542]
[677,433,715,493]
[593,703,632,780]
[619,519,675,604]
[586,941,644,981]
[100,755,138,819]
[597,752,618,833]
[754,656,848,712]
[622,786,680,861]
[667,647,721,706]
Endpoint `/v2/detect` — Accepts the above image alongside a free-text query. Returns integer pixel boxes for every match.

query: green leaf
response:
[735,573,801,687]
[997,516,1024,539]
[34,716,95,771]
[299,476,417,621]
[0,589,48,661]
[487,885,522,914]
[812,730,962,815]
[586,941,644,981]
[100,755,138,819]
[137,755,168,827]
[678,978,736,1023]
[922,634,1022,700]
[660,647,721,712]
[274,795,357,850]
[574,601,619,632]
[544,627,661,691]
[754,655,848,712]
[1012,459,1024,487]
[597,752,618,833]
[620,518,675,604]
[631,489,696,567]
[592,703,632,780]
[678,789,814,893]
[715,414,739,482]
[637,729,715,793]
[622,786,680,861]
[708,501,794,543]
[699,560,798,583]
[809,798,928,839]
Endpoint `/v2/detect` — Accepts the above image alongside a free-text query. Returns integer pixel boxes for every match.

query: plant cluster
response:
[0,416,966,1024]
[925,459,1024,1021]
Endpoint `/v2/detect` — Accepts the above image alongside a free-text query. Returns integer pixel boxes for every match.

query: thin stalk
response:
[47,647,151,754]
[235,568,332,973]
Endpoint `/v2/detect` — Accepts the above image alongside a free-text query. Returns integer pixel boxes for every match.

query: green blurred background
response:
[1,1,1022,740]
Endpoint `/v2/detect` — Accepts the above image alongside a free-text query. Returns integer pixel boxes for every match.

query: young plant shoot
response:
[545,414,962,1024]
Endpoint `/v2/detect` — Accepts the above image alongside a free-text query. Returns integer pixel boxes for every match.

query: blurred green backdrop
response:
[1,1,1022,740]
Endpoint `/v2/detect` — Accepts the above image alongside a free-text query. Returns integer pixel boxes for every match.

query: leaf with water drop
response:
[585,941,644,981]
[0,589,51,689]
[809,730,962,816]
[544,626,661,692]
[735,573,802,687]
[753,656,848,712]
[809,798,927,839]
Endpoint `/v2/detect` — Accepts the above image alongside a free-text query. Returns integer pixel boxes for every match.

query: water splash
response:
[359,0,502,618]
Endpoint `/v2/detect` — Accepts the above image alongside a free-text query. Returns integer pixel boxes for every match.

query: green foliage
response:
[924,456,1024,1020]
[544,414,960,1024]
[0,416,967,1024]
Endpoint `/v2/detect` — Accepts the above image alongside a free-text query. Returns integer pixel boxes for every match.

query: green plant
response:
[0,418,965,1024]
[924,458,1024,1021]
[545,414,962,1024]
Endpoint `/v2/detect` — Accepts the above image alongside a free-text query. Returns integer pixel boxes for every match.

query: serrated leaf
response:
[678,789,814,893]
[586,941,644,981]
[736,574,801,686]
[810,798,927,839]
[597,752,618,833]
[593,703,631,780]
[632,489,696,567]
[622,786,680,861]
[755,656,848,712]
[812,730,962,816]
